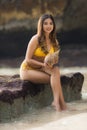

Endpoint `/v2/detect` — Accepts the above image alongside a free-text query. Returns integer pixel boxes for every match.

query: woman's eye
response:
[50,22,53,25]
[44,22,53,25]
[44,22,47,25]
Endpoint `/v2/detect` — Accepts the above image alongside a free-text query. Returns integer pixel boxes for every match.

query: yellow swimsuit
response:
[20,46,55,70]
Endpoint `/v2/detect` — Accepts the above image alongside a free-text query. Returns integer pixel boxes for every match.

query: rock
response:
[0,0,87,31]
[61,72,84,101]
[0,72,84,122]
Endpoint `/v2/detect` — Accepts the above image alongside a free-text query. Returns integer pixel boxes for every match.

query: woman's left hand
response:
[42,62,53,74]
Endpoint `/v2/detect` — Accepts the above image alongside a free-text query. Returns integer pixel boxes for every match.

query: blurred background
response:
[0,0,87,69]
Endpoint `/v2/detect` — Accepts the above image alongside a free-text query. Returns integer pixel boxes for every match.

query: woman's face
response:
[43,18,54,34]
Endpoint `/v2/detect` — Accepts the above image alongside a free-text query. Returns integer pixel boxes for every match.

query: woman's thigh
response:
[20,69,50,84]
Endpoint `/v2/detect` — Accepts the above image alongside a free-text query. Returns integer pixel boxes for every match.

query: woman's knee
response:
[51,66,60,76]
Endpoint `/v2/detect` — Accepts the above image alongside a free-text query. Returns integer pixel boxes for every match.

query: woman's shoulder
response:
[30,34,39,42]
[28,34,39,46]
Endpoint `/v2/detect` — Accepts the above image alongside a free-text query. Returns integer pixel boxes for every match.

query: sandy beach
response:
[29,113,87,130]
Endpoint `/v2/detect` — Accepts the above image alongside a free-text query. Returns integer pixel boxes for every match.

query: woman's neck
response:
[45,35,52,51]
[45,33,50,39]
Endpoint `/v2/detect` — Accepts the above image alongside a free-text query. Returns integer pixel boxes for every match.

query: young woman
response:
[20,14,66,111]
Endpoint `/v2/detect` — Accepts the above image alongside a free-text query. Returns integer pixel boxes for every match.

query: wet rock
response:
[61,72,84,101]
[0,72,84,122]
[0,72,84,103]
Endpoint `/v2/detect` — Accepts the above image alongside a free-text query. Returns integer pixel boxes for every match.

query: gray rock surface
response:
[0,72,84,122]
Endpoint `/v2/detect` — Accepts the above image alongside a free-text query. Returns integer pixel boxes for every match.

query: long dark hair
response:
[37,14,59,54]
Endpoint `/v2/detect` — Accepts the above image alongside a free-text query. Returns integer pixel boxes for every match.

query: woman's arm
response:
[25,35,44,68]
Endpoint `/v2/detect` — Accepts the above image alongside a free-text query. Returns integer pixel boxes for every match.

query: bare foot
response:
[61,104,67,111]
[51,102,61,111]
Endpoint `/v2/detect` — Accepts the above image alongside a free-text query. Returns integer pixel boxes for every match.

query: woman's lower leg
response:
[50,66,66,111]
[50,69,61,111]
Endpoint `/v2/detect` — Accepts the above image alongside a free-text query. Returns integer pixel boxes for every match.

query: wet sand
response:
[29,113,87,130]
